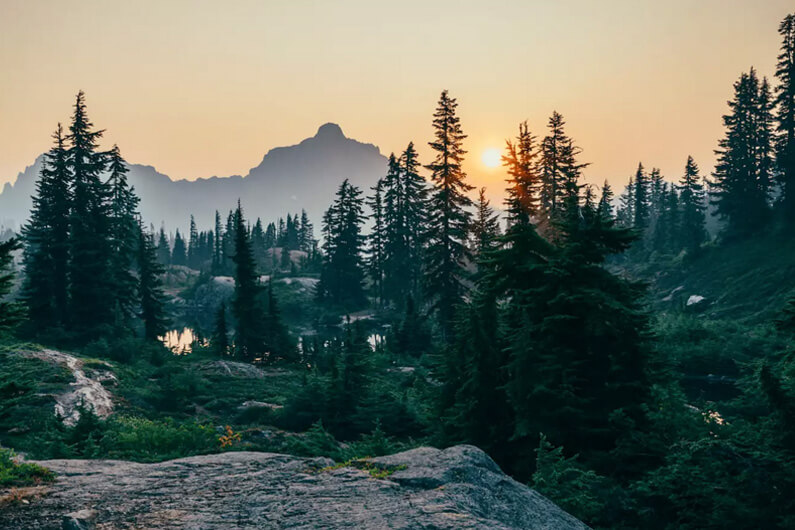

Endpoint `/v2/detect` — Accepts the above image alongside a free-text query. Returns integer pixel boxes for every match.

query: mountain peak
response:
[315,122,345,139]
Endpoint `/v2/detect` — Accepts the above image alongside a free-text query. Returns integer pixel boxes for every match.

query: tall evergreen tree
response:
[317,180,367,308]
[712,68,773,237]
[230,203,267,361]
[171,229,187,266]
[367,179,386,306]
[471,187,501,257]
[105,144,140,326]
[298,209,314,252]
[67,91,113,334]
[212,301,230,356]
[424,90,473,337]
[156,227,171,266]
[264,279,293,362]
[21,124,72,331]
[137,225,169,341]
[597,180,614,222]
[187,215,199,269]
[0,238,23,335]
[677,155,707,253]
[776,13,795,224]
[538,112,585,226]
[632,162,650,232]
[212,210,223,274]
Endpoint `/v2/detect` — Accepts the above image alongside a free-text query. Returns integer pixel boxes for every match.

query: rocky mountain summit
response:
[1,445,587,529]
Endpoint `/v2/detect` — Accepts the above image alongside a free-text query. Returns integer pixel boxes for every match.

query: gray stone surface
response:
[0,445,588,529]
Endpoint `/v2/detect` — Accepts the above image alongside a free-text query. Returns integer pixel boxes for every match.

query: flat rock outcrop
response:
[0,445,588,529]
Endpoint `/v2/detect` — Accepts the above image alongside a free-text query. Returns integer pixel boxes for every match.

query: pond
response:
[160,328,205,354]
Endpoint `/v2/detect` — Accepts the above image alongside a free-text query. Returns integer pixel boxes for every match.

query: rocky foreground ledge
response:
[1,445,588,529]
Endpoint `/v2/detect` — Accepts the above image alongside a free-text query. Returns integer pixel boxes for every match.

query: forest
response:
[0,12,794,530]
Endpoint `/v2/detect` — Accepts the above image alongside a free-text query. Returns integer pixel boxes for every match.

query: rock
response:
[61,509,97,530]
[1,446,588,529]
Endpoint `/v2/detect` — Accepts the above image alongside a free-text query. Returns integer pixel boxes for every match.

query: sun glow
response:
[481,148,502,168]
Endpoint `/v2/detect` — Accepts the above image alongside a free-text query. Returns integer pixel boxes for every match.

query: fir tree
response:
[596,180,614,222]
[317,180,367,308]
[399,142,429,303]
[538,112,585,225]
[156,227,171,266]
[212,210,223,274]
[677,155,707,253]
[137,225,169,341]
[230,203,267,361]
[67,91,113,334]
[298,209,314,252]
[21,124,72,331]
[471,187,501,257]
[776,13,795,224]
[105,144,140,326]
[0,238,23,335]
[712,68,773,237]
[171,229,187,266]
[424,90,473,337]
[264,279,293,361]
[367,179,386,305]
[187,215,199,269]
[632,162,650,232]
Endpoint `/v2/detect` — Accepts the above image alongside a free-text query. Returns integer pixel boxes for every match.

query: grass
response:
[321,458,407,480]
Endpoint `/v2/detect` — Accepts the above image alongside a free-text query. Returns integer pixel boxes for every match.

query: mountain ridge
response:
[0,123,387,233]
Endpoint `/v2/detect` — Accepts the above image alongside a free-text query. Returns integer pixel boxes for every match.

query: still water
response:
[160,328,202,354]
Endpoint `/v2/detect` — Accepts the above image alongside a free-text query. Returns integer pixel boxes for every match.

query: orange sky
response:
[1,0,792,202]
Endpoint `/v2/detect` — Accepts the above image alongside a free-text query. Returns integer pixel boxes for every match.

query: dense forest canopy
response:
[1,11,795,530]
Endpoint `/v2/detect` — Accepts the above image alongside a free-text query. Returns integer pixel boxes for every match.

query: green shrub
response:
[0,447,54,487]
[100,416,218,462]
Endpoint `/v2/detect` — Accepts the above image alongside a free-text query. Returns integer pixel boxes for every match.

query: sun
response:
[481,147,501,168]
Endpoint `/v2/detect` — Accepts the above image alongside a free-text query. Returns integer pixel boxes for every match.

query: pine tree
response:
[538,112,586,226]
[137,225,169,341]
[230,203,267,361]
[212,210,223,274]
[171,229,187,266]
[187,215,199,269]
[471,187,501,257]
[632,162,650,232]
[597,180,614,222]
[105,144,140,326]
[776,14,795,224]
[212,301,230,356]
[399,142,429,303]
[67,91,113,334]
[317,180,367,308]
[424,90,473,337]
[21,124,72,331]
[677,156,707,254]
[156,227,171,266]
[712,68,772,237]
[0,238,23,335]
[367,179,386,306]
[616,175,635,228]
[298,209,314,252]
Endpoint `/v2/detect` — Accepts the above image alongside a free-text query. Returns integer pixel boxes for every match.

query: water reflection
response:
[160,328,205,354]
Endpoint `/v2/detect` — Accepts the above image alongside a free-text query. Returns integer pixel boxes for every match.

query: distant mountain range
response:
[0,123,387,234]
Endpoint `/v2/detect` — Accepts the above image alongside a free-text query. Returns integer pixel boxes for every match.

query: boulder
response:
[0,446,588,529]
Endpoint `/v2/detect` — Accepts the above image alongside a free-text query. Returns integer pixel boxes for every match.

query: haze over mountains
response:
[0,123,387,233]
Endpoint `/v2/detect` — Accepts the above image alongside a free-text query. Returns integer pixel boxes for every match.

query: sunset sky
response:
[1,0,792,200]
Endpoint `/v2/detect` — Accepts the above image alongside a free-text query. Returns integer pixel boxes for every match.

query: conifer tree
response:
[264,279,293,362]
[538,112,585,225]
[231,203,267,361]
[424,90,473,337]
[471,187,501,256]
[0,238,23,335]
[712,68,773,237]
[187,215,199,269]
[367,179,386,305]
[317,180,367,308]
[67,91,113,334]
[399,142,429,302]
[156,227,171,266]
[597,180,614,222]
[632,162,650,232]
[21,124,72,331]
[212,210,223,274]
[677,156,707,253]
[616,175,635,228]
[298,209,314,252]
[105,144,140,326]
[137,225,169,341]
[776,13,795,223]
[171,229,187,266]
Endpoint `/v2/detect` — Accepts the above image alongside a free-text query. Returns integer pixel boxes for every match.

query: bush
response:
[0,448,54,487]
[100,416,218,462]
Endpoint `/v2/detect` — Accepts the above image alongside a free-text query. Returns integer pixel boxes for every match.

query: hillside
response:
[0,123,387,233]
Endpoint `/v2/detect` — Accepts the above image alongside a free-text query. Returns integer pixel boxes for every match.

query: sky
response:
[1,0,792,202]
